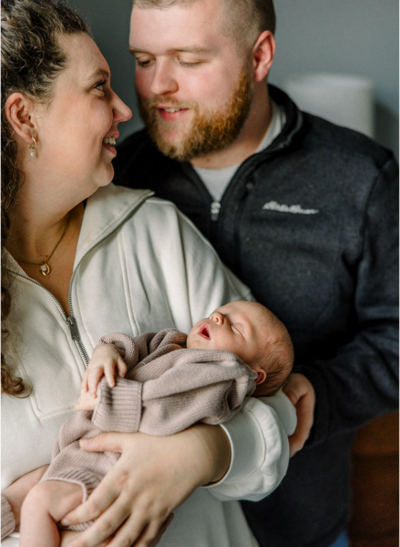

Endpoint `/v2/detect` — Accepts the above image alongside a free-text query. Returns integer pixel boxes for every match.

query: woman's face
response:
[31,33,132,202]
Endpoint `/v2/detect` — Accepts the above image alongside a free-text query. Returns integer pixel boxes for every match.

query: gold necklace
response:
[15,212,72,277]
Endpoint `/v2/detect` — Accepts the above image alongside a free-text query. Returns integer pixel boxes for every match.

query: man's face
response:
[129,0,254,161]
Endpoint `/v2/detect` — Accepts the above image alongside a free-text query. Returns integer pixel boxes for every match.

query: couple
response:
[1,1,398,547]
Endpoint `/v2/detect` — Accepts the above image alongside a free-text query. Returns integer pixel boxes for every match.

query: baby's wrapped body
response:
[41,329,257,531]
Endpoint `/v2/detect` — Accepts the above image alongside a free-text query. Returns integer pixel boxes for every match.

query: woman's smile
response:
[102,133,119,156]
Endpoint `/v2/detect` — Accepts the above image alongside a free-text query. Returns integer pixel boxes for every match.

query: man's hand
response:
[283,373,316,457]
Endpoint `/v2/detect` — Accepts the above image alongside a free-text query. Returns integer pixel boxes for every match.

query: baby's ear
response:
[254,367,267,385]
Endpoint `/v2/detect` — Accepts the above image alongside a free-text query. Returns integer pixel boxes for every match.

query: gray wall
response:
[69,0,399,157]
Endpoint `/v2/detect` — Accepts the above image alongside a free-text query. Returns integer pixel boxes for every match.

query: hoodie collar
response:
[74,183,153,268]
[5,184,153,275]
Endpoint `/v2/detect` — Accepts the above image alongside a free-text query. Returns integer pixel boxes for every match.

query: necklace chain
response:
[15,211,72,277]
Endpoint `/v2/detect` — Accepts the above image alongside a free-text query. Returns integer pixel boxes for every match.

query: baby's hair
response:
[258,337,294,396]
[238,300,294,396]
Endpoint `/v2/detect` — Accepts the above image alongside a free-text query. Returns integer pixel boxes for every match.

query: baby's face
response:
[187,300,269,373]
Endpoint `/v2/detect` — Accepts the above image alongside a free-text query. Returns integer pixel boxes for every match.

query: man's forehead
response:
[129,0,226,50]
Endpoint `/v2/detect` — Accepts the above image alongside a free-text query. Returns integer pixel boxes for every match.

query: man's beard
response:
[137,68,254,162]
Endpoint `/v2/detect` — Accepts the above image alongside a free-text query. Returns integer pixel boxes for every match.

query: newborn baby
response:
[19,300,293,547]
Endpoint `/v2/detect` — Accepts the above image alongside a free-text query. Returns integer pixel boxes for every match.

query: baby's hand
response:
[82,344,128,398]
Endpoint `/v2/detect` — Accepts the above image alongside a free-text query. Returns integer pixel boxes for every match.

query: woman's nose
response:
[210,312,224,325]
[112,91,133,123]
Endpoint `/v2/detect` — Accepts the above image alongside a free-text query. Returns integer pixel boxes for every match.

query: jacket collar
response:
[4,184,153,275]
[74,183,153,268]
[267,84,304,153]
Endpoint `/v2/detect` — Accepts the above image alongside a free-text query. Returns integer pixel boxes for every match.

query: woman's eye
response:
[95,80,106,92]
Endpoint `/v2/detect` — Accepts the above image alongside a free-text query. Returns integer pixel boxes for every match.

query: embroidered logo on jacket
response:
[262,201,319,215]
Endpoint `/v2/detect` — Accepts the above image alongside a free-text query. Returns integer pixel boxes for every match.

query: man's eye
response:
[136,59,152,68]
[179,61,201,68]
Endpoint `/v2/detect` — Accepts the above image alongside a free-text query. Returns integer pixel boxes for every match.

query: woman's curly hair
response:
[1,0,88,396]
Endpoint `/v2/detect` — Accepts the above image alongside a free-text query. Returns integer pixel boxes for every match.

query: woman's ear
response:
[252,30,276,83]
[254,367,267,385]
[5,92,35,144]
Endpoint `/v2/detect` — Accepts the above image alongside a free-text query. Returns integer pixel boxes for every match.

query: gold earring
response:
[27,137,36,157]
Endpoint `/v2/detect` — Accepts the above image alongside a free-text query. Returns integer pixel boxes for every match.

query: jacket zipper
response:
[210,201,221,221]
[11,270,91,366]
[7,195,151,367]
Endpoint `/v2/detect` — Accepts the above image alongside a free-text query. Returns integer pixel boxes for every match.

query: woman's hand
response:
[62,425,231,547]
[2,464,49,526]
[60,531,113,547]
[283,373,316,457]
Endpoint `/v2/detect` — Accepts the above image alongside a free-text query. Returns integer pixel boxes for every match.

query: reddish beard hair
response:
[137,68,254,162]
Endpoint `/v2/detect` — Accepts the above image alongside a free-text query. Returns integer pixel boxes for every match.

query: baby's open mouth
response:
[199,323,210,340]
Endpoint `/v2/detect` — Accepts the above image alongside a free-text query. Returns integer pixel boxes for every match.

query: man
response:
[114,1,399,546]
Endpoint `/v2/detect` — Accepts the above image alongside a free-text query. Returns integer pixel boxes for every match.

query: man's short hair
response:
[132,0,276,49]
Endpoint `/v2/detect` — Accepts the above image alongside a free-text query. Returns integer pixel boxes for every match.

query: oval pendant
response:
[40,263,51,277]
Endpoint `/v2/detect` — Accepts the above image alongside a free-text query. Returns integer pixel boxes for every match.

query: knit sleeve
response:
[137,349,257,436]
[92,377,143,432]
[1,496,16,540]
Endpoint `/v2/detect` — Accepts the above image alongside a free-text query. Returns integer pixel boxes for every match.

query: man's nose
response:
[210,312,224,325]
[150,60,179,96]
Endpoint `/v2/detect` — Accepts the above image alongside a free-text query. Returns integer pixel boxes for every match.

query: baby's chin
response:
[186,333,212,351]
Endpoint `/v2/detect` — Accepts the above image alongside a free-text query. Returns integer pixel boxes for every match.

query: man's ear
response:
[254,367,267,385]
[252,30,276,83]
[4,92,36,144]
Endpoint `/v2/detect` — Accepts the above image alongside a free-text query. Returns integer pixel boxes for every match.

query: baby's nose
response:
[210,311,224,325]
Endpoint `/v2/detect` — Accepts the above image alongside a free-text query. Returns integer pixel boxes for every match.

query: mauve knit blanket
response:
[41,329,257,530]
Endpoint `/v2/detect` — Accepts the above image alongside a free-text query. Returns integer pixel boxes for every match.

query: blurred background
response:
[68,1,399,545]
[68,0,399,159]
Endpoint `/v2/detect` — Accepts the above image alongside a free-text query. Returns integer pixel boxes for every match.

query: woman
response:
[1,1,295,546]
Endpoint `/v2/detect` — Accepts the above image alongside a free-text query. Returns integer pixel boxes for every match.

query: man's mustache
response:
[138,95,197,111]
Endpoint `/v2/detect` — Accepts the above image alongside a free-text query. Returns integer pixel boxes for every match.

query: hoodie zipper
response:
[210,201,221,221]
[8,194,151,367]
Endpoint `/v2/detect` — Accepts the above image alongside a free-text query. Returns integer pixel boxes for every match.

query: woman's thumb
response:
[80,432,123,453]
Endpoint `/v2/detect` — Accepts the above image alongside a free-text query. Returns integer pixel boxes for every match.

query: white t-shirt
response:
[193,101,286,203]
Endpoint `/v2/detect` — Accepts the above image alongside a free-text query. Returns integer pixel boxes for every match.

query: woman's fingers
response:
[137,514,175,547]
[106,511,174,547]
[80,433,125,454]
[65,498,130,547]
[64,428,224,546]
[62,471,121,526]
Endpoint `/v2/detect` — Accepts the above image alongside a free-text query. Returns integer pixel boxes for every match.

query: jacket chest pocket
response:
[238,208,346,328]
[18,329,84,418]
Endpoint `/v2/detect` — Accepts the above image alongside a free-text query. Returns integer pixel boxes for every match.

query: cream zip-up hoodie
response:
[2,184,296,546]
